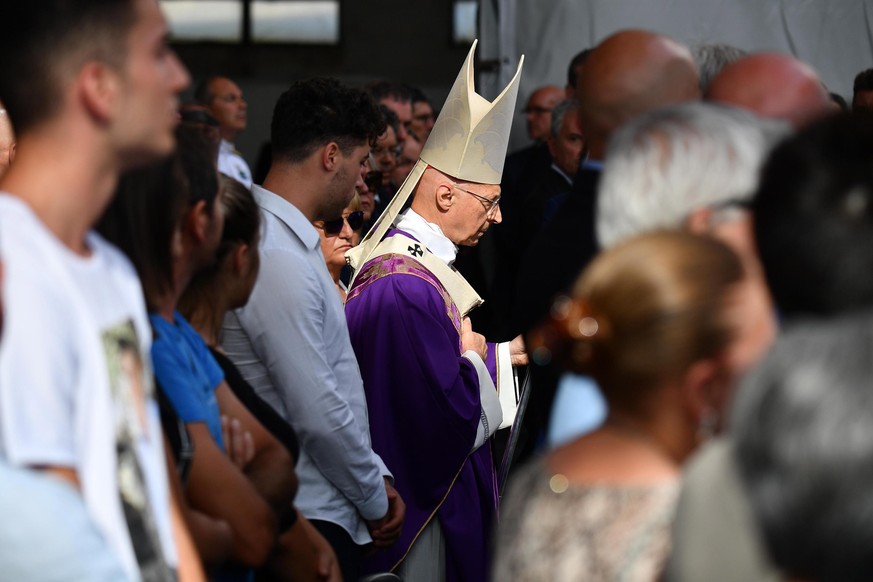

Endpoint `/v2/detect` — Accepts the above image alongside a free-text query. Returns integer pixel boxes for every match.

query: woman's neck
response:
[328,262,343,287]
[547,395,697,486]
[181,275,234,348]
[602,410,691,466]
[153,255,197,321]
[185,298,228,348]
[151,286,179,322]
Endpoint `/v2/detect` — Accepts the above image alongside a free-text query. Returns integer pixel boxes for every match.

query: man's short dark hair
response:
[567,49,592,89]
[753,111,873,317]
[271,78,386,164]
[853,68,873,96]
[0,0,138,134]
[379,105,400,136]
[365,80,412,104]
[406,84,430,106]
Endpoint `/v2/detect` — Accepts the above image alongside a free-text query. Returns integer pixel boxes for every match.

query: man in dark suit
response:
[489,100,585,340]
[509,29,701,465]
[455,85,565,339]
[501,85,565,213]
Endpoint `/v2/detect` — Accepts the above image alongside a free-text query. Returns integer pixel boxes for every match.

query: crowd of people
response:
[3,1,873,582]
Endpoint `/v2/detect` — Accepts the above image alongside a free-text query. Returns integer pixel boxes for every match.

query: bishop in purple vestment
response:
[343,39,525,582]
[347,202,524,582]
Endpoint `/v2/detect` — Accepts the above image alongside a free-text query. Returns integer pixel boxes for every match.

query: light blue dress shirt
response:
[547,373,608,448]
[222,185,389,545]
[0,461,130,581]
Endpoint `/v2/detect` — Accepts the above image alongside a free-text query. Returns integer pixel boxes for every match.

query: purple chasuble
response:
[345,229,499,582]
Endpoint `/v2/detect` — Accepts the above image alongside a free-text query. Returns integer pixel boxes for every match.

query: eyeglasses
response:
[522,106,552,115]
[319,211,364,236]
[453,183,501,215]
[371,143,402,159]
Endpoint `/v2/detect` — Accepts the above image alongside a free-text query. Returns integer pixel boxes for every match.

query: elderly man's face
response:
[549,109,585,177]
[450,180,502,246]
[392,136,422,186]
[411,101,435,141]
[208,77,247,138]
[525,87,563,142]
[380,98,412,143]
[370,126,398,186]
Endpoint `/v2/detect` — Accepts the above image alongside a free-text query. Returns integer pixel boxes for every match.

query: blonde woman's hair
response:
[348,192,362,213]
[563,231,743,407]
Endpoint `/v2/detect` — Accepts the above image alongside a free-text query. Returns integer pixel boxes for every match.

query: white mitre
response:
[347,39,524,277]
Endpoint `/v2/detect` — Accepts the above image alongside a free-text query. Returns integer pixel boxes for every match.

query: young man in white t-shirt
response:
[0,1,199,580]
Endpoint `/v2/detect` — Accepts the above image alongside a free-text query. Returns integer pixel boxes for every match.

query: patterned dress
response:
[494,456,679,582]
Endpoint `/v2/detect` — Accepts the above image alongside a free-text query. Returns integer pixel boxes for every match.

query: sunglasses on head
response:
[322,211,364,236]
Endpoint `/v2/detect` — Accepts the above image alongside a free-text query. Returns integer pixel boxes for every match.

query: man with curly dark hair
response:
[222,77,405,581]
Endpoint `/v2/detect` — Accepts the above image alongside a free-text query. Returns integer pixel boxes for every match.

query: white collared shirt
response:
[551,162,574,187]
[218,139,253,188]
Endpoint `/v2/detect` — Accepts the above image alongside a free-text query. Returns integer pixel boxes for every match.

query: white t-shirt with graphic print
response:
[0,195,177,581]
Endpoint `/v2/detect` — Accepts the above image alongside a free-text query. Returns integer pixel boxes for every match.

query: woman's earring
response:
[697,408,719,442]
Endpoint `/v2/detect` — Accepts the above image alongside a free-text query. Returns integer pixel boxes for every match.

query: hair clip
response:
[528,295,608,368]
[551,295,607,340]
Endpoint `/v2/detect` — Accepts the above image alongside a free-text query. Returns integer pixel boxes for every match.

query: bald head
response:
[525,85,564,142]
[706,53,831,128]
[577,29,700,160]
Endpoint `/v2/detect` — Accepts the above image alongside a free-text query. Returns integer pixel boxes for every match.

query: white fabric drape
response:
[482,0,873,151]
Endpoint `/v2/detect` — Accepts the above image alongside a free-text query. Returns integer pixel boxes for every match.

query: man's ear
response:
[685,207,713,235]
[232,243,249,275]
[322,142,341,171]
[185,200,210,242]
[78,61,120,123]
[435,182,454,212]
